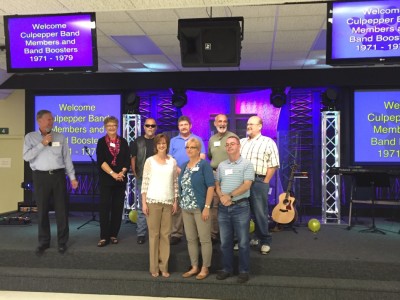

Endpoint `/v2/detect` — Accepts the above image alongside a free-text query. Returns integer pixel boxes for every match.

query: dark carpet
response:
[1,211,400,300]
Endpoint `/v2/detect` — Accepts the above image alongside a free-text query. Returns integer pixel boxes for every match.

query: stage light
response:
[270,87,287,108]
[322,88,338,111]
[124,92,140,114]
[171,89,187,108]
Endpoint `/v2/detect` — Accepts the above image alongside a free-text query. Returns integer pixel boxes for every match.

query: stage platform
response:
[1,212,400,300]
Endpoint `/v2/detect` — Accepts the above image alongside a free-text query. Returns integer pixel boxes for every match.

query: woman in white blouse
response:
[141,133,178,278]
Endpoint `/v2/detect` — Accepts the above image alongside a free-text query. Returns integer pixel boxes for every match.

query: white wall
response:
[0,90,25,213]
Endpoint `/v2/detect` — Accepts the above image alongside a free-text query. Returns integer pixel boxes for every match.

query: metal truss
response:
[285,89,315,206]
[321,111,341,224]
[122,114,141,220]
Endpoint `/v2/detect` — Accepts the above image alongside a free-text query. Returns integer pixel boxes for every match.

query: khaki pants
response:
[182,209,212,267]
[146,203,172,274]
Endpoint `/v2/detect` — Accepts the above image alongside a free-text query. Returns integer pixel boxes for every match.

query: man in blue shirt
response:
[23,110,78,255]
[215,135,254,283]
[169,116,206,244]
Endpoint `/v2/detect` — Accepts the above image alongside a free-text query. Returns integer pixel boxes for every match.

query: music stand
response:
[77,147,99,229]
[353,172,390,235]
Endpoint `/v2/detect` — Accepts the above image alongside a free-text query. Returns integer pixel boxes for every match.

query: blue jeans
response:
[135,178,147,237]
[218,200,250,274]
[249,178,272,246]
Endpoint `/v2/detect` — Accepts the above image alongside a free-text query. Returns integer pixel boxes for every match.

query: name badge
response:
[110,142,116,148]
[52,141,60,147]
[214,141,221,147]
[225,169,233,175]
[192,166,199,172]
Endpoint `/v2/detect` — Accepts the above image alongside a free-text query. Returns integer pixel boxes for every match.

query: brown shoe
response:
[196,272,209,280]
[182,267,199,278]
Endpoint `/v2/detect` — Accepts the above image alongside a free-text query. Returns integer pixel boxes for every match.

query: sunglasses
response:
[144,124,156,128]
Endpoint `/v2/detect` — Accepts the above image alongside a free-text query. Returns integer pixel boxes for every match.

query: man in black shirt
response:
[130,118,157,244]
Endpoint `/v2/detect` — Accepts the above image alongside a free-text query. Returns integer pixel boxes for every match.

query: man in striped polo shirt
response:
[215,136,255,284]
[240,116,280,255]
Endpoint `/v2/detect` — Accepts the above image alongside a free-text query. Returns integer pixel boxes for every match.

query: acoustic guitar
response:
[272,164,298,224]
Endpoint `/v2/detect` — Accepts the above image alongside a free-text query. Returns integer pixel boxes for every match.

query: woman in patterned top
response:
[178,137,215,280]
[141,133,178,278]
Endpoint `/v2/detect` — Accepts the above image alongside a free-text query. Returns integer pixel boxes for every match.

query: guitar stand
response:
[271,222,298,234]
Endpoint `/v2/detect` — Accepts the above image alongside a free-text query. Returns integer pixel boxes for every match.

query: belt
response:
[255,174,266,179]
[230,198,248,206]
[34,168,65,175]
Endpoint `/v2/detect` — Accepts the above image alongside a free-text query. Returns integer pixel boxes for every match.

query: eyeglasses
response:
[185,146,197,150]
[225,143,239,147]
[106,124,117,128]
[144,124,156,128]
[247,123,260,126]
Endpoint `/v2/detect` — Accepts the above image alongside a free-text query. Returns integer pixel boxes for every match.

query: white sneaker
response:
[233,243,239,251]
[261,244,271,255]
[250,239,259,247]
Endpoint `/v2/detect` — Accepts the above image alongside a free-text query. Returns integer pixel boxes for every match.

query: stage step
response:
[0,266,399,300]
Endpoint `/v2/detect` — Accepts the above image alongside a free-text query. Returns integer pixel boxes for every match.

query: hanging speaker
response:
[178,17,244,67]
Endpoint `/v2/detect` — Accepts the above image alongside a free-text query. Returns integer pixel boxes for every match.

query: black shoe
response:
[237,273,249,284]
[216,271,231,280]
[35,244,49,256]
[58,244,67,254]
[170,236,182,245]
[137,236,146,244]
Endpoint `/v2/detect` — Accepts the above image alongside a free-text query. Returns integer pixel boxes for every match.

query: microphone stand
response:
[77,147,99,229]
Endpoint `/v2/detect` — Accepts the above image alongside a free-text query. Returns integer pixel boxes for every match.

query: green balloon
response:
[308,218,321,233]
[249,219,255,233]
[129,210,138,223]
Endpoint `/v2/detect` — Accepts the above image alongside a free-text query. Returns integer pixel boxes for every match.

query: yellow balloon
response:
[249,219,255,233]
[308,218,321,233]
[129,210,138,223]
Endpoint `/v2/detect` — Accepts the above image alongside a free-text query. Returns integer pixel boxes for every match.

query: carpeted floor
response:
[1,211,400,299]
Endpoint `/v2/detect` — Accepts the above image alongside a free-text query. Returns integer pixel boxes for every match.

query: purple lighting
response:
[180,89,281,142]
[236,90,281,139]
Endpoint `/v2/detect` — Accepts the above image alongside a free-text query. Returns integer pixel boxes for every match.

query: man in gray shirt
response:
[23,110,78,255]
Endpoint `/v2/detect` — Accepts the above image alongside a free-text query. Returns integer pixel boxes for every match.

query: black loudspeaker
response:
[178,17,244,67]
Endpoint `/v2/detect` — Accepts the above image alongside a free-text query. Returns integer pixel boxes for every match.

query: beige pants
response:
[146,203,172,274]
[182,209,212,268]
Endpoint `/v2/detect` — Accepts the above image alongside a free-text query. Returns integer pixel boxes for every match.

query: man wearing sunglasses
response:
[130,118,157,244]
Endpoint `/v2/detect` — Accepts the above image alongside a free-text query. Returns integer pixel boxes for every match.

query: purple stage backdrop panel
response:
[181,90,231,142]
[34,94,121,163]
[236,89,281,139]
